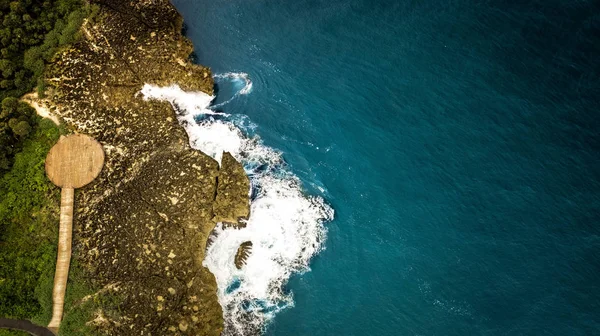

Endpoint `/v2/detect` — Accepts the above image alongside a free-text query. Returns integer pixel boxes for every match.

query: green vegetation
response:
[0,329,27,336]
[0,119,59,336]
[0,0,86,100]
[0,118,60,319]
[0,97,38,173]
[0,0,94,174]
[0,1,105,333]
[0,119,105,335]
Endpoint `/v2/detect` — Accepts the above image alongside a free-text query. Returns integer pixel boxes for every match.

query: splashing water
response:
[141,83,334,335]
[214,72,253,95]
[212,72,254,109]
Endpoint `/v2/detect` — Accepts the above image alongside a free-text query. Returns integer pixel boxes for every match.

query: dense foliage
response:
[0,120,106,334]
[0,0,85,99]
[0,0,87,175]
[0,118,59,319]
[0,97,37,172]
[0,120,106,336]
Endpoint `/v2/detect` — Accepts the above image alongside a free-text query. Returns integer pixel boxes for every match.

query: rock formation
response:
[213,152,250,228]
[234,241,253,269]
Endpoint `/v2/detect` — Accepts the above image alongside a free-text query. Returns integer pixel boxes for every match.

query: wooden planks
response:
[45,134,104,189]
[45,134,104,334]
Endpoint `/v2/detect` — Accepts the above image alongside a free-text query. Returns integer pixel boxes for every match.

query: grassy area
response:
[0,118,106,335]
[0,118,62,320]
[53,262,104,336]
[0,330,28,336]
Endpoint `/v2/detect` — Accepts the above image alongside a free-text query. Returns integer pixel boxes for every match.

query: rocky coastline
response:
[30,0,250,334]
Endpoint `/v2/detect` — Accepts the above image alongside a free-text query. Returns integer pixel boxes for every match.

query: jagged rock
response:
[213,152,250,228]
[234,241,253,269]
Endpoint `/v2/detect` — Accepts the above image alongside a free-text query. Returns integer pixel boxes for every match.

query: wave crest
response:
[141,84,333,335]
[212,72,253,109]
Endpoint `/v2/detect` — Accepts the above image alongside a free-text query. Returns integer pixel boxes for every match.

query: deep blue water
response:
[172,0,600,334]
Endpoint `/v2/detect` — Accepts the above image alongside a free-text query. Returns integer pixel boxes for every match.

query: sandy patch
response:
[21,92,61,125]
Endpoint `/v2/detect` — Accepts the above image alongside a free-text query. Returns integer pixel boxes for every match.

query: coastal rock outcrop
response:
[213,152,251,228]
[234,241,253,269]
[35,0,249,334]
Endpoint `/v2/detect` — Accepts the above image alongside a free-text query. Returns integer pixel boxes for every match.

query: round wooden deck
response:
[45,134,105,189]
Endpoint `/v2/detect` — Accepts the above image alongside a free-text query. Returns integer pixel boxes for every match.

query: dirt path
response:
[21,93,61,125]
[0,318,55,336]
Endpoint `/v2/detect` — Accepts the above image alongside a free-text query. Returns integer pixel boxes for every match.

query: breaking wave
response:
[212,72,253,109]
[141,83,333,335]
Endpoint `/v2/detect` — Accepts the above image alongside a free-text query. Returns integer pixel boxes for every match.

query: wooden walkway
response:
[45,134,104,334]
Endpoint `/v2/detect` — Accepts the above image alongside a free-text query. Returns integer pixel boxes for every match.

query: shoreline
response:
[155,3,334,333]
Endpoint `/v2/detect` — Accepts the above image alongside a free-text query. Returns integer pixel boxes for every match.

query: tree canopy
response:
[0,97,38,172]
[0,0,87,174]
[0,0,85,100]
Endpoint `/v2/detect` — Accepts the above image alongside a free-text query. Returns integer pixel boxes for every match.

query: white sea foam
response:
[141,83,333,335]
[140,84,226,116]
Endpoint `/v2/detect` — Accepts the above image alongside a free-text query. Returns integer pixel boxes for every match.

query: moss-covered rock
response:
[212,152,250,228]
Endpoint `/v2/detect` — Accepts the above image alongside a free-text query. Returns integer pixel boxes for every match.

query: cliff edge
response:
[33,0,250,334]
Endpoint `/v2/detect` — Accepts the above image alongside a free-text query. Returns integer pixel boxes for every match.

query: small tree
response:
[1,97,19,118]
[10,120,31,137]
[17,101,35,119]
[37,79,46,98]
[0,59,15,78]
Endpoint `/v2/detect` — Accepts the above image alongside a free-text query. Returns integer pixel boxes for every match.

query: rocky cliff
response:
[34,0,250,334]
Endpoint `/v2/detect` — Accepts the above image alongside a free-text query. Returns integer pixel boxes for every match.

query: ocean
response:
[162,0,599,334]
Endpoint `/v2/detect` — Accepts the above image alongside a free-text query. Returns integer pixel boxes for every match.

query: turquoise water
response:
[171,0,599,334]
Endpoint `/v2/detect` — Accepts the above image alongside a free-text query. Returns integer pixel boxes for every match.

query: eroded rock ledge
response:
[234,242,253,269]
[36,0,250,334]
[213,152,250,228]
